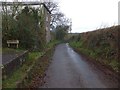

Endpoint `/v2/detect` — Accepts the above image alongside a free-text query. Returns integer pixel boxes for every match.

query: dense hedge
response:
[2,6,46,50]
[70,25,119,72]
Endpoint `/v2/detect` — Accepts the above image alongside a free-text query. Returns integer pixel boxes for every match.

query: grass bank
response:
[2,40,59,88]
[2,51,44,88]
[69,25,119,73]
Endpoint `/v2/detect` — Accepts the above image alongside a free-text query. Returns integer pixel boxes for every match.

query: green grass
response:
[3,65,27,88]
[3,51,44,88]
[69,41,119,72]
[109,60,119,72]
[0,48,2,53]
[46,40,61,49]
[29,52,44,60]
[2,48,24,54]
[2,40,59,88]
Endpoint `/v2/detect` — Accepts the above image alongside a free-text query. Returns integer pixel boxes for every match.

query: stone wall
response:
[2,50,28,80]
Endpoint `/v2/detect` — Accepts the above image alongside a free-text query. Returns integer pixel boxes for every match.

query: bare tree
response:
[44,1,70,30]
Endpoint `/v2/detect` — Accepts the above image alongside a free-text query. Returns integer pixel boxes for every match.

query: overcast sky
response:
[58,0,119,33]
[0,0,119,33]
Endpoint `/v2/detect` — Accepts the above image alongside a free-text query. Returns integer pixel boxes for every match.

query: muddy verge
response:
[17,47,55,88]
[72,47,120,85]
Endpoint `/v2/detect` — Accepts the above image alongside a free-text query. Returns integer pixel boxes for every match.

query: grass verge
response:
[2,40,59,88]
[18,47,54,88]
[69,41,119,72]
[2,51,44,88]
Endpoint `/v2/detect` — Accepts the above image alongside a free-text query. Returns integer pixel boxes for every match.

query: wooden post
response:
[17,44,18,48]
[8,43,10,47]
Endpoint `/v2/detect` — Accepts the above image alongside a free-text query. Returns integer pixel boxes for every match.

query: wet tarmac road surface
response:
[41,43,118,88]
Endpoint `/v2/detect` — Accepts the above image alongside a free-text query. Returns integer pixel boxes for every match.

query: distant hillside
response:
[69,25,120,72]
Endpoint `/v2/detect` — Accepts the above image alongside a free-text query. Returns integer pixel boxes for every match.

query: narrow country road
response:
[41,43,118,88]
